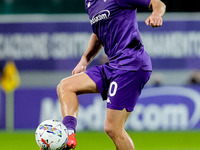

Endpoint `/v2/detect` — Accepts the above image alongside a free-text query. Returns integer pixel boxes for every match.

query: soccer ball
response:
[35,120,68,150]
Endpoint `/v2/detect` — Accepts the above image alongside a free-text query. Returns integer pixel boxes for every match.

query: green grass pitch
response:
[0,130,200,150]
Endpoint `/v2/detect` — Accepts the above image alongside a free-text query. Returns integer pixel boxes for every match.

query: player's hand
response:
[72,56,88,75]
[72,65,86,75]
[145,13,163,28]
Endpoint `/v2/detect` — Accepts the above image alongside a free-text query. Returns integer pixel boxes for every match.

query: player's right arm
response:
[72,33,102,75]
[145,0,166,27]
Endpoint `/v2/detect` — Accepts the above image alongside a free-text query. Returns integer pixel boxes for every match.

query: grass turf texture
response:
[0,130,200,150]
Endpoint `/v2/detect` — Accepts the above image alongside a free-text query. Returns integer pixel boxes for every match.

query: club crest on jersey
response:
[90,10,110,25]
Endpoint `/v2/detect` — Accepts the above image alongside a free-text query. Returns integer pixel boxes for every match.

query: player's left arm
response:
[145,0,166,28]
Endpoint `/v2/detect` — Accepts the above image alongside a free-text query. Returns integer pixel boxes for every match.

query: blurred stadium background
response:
[0,0,200,149]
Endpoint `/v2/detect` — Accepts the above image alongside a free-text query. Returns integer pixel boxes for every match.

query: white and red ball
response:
[35,120,68,150]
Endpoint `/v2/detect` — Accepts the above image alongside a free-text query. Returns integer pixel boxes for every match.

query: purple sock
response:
[62,116,77,133]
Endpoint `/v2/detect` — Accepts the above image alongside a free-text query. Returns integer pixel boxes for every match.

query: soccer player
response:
[57,0,166,149]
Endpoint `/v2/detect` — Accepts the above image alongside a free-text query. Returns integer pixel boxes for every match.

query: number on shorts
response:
[109,81,118,97]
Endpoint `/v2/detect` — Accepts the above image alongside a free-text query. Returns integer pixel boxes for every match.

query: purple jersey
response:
[85,0,152,71]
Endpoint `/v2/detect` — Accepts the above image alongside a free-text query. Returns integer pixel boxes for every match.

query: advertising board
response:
[1,86,200,131]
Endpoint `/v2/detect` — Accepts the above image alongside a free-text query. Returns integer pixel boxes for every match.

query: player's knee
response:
[57,83,64,98]
[57,84,61,97]
[57,79,74,97]
[104,124,118,140]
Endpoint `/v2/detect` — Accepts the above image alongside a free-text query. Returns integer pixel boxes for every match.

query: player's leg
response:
[57,72,99,118]
[104,69,151,150]
[104,108,134,150]
[57,72,99,149]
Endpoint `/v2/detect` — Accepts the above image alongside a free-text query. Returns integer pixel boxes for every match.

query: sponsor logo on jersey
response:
[90,10,110,25]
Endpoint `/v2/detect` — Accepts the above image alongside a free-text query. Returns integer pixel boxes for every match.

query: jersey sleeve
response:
[116,0,151,8]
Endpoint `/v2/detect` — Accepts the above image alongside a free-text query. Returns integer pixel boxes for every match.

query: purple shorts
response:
[85,63,151,111]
